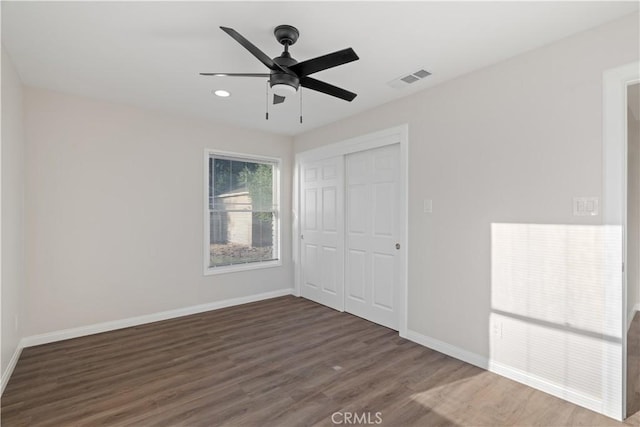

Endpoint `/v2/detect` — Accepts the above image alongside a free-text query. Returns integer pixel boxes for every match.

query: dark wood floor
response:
[629,311,640,419]
[2,296,639,426]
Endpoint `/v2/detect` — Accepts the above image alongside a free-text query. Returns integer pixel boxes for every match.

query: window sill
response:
[204,260,282,276]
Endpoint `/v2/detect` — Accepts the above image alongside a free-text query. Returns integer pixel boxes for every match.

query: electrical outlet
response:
[492,320,503,338]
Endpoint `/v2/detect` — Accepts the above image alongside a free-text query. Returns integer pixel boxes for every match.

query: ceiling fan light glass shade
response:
[272,83,297,97]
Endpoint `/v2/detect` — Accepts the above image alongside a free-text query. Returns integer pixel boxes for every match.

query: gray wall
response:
[1,48,26,382]
[628,87,640,324]
[24,87,294,336]
[294,13,639,408]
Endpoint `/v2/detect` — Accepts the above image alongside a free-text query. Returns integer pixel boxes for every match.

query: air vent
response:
[388,69,432,89]
[414,69,431,78]
[401,75,419,84]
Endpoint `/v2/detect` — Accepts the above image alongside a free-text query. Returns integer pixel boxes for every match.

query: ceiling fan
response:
[201,25,359,105]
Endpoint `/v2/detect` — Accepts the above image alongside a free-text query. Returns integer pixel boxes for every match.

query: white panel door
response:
[300,157,344,311]
[345,144,400,329]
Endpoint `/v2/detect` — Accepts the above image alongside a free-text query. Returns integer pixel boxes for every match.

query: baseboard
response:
[1,342,24,395]
[22,288,293,348]
[488,360,605,417]
[403,329,489,369]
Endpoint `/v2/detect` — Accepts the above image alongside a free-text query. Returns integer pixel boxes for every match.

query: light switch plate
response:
[573,197,599,216]
[424,199,433,213]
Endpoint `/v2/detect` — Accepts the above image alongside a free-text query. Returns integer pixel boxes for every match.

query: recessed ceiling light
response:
[213,90,230,97]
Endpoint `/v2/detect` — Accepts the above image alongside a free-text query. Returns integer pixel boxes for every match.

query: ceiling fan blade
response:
[289,48,359,77]
[200,73,270,77]
[300,77,357,102]
[220,26,285,73]
[273,94,286,105]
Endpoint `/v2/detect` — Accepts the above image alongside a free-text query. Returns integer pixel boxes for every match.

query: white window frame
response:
[203,149,281,275]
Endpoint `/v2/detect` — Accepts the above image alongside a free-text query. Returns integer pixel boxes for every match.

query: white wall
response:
[24,87,293,336]
[1,48,26,381]
[294,13,638,416]
[629,95,640,322]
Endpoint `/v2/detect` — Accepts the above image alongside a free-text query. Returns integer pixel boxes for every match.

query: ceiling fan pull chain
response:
[265,80,269,120]
[299,87,303,124]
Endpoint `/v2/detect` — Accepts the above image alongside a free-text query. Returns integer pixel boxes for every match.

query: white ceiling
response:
[2,1,638,136]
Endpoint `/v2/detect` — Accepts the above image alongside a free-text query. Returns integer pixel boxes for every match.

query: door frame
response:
[602,61,639,420]
[293,125,409,336]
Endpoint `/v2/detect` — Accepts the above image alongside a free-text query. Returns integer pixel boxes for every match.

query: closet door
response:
[300,157,344,311]
[345,144,400,329]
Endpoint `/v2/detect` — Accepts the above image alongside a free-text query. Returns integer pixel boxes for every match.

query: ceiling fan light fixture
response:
[272,83,297,97]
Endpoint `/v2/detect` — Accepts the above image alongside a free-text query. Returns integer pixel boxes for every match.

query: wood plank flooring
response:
[2,296,639,426]
[629,311,640,419]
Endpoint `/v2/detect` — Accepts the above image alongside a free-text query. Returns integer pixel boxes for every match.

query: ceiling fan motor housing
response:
[271,52,299,92]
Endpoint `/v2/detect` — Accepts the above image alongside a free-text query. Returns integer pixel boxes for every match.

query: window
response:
[205,151,280,274]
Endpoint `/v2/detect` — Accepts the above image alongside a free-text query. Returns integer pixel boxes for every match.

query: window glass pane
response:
[209,212,275,267]
[208,157,213,209]
[244,163,273,211]
[209,156,277,269]
[213,158,232,197]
